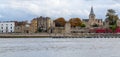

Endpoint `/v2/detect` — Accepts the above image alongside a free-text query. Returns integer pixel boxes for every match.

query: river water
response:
[0,38,120,57]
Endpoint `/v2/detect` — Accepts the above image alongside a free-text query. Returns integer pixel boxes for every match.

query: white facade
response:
[0,22,15,33]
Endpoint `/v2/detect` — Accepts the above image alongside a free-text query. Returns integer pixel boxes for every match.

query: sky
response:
[0,0,120,21]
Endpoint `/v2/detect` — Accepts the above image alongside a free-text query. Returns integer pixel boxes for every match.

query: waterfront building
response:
[0,21,15,33]
[37,16,51,32]
[117,19,120,27]
[48,20,54,33]
[24,23,30,33]
[82,7,103,28]
[14,21,30,33]
[53,22,71,34]
[53,27,65,33]
[30,19,38,33]
[65,22,71,33]
[14,21,26,33]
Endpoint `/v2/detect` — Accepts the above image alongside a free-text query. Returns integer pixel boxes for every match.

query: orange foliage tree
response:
[69,18,82,27]
[54,17,66,27]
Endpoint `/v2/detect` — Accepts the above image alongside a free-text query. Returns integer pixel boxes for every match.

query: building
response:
[14,21,26,33]
[0,21,15,33]
[53,22,71,34]
[53,27,65,33]
[37,16,51,32]
[23,23,30,33]
[117,19,120,27]
[30,19,38,33]
[65,22,71,33]
[82,7,103,28]
[14,21,30,33]
[48,20,54,33]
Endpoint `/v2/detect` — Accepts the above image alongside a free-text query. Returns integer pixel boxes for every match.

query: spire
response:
[90,6,95,15]
[89,6,95,19]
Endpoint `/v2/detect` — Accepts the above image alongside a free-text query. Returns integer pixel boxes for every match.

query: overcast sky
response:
[0,0,120,21]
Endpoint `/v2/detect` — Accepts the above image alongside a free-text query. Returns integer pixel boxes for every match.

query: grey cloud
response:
[0,0,119,21]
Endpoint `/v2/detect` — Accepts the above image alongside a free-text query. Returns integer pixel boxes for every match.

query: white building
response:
[0,22,15,33]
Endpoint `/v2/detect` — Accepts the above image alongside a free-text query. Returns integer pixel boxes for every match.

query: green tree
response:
[80,23,86,27]
[106,9,119,25]
[109,24,117,31]
[38,27,42,32]
[92,24,99,27]
[106,9,119,31]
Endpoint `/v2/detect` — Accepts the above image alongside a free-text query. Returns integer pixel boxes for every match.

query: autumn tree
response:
[54,17,66,27]
[69,18,82,27]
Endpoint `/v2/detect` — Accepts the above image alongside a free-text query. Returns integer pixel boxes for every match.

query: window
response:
[11,30,12,32]
[11,27,12,29]
[98,20,101,23]
[1,27,3,29]
[6,27,8,29]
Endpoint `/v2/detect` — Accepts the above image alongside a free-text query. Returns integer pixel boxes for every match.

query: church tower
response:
[88,6,96,26]
[89,6,95,20]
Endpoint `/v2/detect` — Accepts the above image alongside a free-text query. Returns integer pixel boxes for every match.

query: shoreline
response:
[0,33,120,38]
[0,36,50,38]
[0,33,50,38]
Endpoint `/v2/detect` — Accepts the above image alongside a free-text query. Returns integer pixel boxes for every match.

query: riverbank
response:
[0,33,120,38]
[0,33,50,38]
[52,33,120,38]
[0,36,49,38]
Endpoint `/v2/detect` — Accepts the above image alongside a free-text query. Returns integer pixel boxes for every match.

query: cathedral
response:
[82,7,103,28]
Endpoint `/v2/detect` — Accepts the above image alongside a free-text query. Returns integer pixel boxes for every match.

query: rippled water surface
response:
[0,38,120,57]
